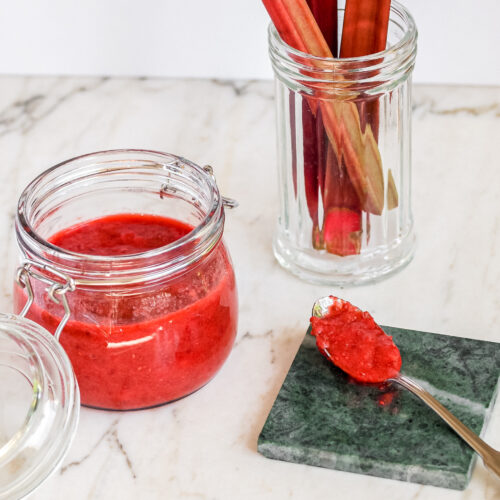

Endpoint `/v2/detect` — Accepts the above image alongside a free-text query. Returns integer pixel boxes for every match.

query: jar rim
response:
[269,0,417,63]
[15,149,225,286]
[268,0,417,92]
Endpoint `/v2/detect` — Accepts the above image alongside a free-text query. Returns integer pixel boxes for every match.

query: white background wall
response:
[0,0,498,85]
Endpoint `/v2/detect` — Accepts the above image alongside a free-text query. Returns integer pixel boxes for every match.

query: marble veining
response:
[60,420,137,479]
[0,76,497,499]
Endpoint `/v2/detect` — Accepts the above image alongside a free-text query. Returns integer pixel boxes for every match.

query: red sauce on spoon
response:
[310,297,401,383]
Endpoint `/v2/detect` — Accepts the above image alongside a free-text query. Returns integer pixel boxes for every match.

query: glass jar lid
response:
[0,313,79,500]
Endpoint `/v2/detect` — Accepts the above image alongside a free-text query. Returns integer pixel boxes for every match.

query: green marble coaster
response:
[258,326,500,490]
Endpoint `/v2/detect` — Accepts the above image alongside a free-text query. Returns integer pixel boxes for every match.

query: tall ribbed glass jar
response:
[269,1,417,285]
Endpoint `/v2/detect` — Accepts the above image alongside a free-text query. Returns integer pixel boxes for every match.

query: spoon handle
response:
[394,374,500,477]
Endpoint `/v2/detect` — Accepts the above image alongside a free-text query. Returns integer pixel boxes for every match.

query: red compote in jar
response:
[14,150,238,410]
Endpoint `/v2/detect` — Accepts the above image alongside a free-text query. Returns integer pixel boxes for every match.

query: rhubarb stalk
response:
[340,0,391,58]
[301,0,337,248]
[302,101,319,231]
[341,0,397,206]
[289,92,298,197]
[340,0,390,140]
[262,0,386,216]
[320,0,392,254]
[308,0,338,56]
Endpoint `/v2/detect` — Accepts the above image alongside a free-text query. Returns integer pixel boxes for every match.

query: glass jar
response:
[269,1,417,285]
[14,150,238,411]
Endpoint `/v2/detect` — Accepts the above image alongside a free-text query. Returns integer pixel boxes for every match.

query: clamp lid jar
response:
[14,149,239,411]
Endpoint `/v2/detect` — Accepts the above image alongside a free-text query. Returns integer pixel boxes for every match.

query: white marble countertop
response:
[0,76,499,499]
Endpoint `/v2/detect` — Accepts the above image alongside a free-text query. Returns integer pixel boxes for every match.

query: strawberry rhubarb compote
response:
[310,297,401,383]
[15,214,237,409]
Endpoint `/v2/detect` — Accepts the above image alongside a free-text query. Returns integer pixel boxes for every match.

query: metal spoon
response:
[312,296,500,477]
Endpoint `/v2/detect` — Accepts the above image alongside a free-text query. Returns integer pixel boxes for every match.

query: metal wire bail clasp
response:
[203,165,238,209]
[16,259,76,341]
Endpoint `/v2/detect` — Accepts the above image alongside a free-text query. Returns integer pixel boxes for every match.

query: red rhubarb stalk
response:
[321,0,390,253]
[300,0,337,248]
[340,0,390,57]
[341,0,390,139]
[323,207,362,256]
[315,106,327,200]
[322,143,362,255]
[302,100,319,239]
[308,0,338,56]
[323,145,361,213]
[262,0,386,216]
[340,0,397,205]
[289,92,298,197]
[307,0,363,255]
[262,0,329,56]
